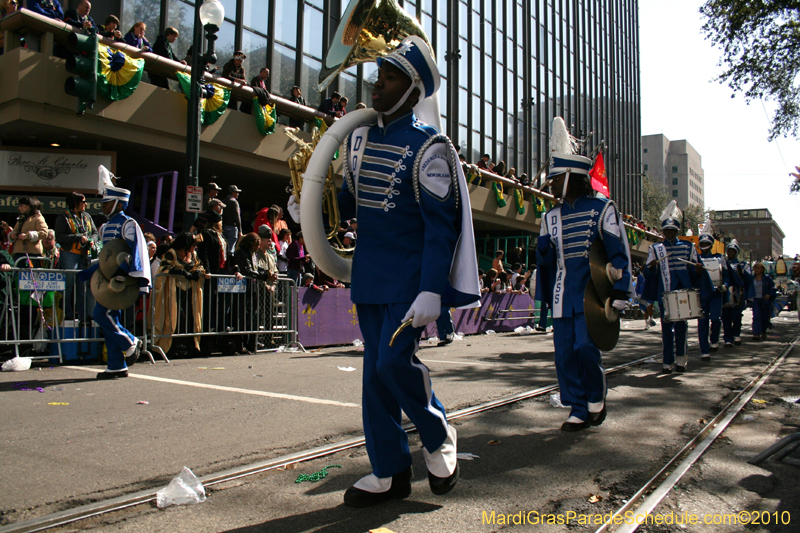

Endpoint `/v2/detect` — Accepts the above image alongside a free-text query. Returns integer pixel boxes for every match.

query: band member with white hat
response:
[536,117,633,432]
[79,166,151,379]
[696,220,728,360]
[336,35,480,507]
[721,239,751,347]
[642,201,701,373]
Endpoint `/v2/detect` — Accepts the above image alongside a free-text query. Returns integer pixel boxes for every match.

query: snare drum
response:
[662,289,703,322]
[702,258,723,289]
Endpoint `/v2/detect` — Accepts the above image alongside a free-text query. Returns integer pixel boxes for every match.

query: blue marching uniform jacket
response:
[697,250,729,354]
[337,110,480,478]
[536,196,632,422]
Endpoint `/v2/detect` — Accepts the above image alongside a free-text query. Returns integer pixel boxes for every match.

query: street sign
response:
[186,186,203,213]
[18,271,66,291]
[218,277,247,293]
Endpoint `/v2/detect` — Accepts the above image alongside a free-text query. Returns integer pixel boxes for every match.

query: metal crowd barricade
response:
[148,273,303,359]
[0,259,155,364]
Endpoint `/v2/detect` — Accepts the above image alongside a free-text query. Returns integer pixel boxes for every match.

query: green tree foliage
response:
[642,174,707,235]
[700,1,800,141]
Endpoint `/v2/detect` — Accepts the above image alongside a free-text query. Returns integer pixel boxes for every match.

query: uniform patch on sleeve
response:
[602,204,621,237]
[418,143,452,199]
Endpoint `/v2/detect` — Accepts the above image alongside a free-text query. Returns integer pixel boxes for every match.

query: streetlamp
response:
[183,0,225,231]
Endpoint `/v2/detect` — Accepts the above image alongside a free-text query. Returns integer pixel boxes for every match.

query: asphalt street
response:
[1,309,798,533]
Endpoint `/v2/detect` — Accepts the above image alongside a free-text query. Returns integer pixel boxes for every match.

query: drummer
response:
[642,201,702,373]
[721,239,751,347]
[696,221,728,361]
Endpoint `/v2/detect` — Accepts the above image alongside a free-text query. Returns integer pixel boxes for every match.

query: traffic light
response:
[64,28,98,115]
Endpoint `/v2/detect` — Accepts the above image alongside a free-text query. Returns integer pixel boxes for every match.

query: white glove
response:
[287,195,301,224]
[611,299,627,311]
[402,291,441,328]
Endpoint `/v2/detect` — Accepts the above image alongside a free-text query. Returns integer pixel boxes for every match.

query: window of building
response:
[672,166,678,173]
[755,227,760,235]
[643,148,648,153]
[644,164,648,171]
[672,190,678,197]
[672,177,678,185]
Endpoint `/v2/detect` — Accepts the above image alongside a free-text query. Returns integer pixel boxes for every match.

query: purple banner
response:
[296,288,542,348]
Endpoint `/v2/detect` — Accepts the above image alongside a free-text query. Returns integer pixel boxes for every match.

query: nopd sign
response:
[18,271,66,291]
[217,277,247,293]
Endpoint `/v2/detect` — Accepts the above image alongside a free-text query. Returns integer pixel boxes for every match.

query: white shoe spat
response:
[353,473,392,494]
[424,425,457,478]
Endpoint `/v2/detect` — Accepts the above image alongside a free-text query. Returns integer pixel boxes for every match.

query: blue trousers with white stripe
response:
[93,304,135,371]
[659,296,688,365]
[356,303,449,478]
[553,313,606,422]
[698,293,722,355]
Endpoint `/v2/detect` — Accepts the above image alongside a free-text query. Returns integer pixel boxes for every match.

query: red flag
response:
[590,152,609,196]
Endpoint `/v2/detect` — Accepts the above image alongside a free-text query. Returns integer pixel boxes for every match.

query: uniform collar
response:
[377,110,415,135]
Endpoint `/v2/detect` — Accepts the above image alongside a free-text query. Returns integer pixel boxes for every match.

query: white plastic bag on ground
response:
[2,357,33,372]
[485,330,496,335]
[156,467,206,509]
[352,339,363,347]
[514,325,534,335]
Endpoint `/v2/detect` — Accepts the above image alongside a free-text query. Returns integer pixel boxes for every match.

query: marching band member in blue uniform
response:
[336,36,481,507]
[697,220,728,361]
[537,118,633,432]
[642,201,701,373]
[80,167,151,379]
[721,239,750,347]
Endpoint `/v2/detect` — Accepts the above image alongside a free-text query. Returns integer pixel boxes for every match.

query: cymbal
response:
[584,279,620,351]
[91,269,140,311]
[98,238,138,286]
[589,239,613,302]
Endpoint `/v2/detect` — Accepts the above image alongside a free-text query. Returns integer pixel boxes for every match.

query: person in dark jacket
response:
[64,0,95,32]
[222,185,242,255]
[242,67,269,114]
[54,191,98,320]
[149,27,184,89]
[124,21,152,52]
[222,50,247,111]
[318,91,341,119]
[288,86,307,129]
[98,15,124,41]
[285,231,309,286]
[231,232,265,354]
[27,0,64,20]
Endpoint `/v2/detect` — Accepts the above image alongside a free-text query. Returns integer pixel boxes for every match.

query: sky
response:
[638,0,800,256]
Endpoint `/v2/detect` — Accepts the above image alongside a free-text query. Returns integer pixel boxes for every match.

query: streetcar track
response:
[0,350,666,533]
[595,331,800,533]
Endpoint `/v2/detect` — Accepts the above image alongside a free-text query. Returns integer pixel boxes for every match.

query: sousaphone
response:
[301,0,439,283]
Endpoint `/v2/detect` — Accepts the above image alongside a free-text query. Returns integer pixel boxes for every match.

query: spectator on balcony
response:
[149,26,183,90]
[1,0,19,18]
[318,91,341,120]
[9,196,48,262]
[338,96,349,117]
[354,102,366,110]
[505,167,518,183]
[64,0,94,33]
[98,14,123,41]
[222,185,242,255]
[242,67,270,115]
[124,21,152,52]
[27,0,63,20]
[222,50,247,111]
[287,86,307,129]
[476,154,490,171]
[493,160,506,177]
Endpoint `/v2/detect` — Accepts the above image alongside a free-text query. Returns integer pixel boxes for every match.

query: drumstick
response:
[676,258,713,270]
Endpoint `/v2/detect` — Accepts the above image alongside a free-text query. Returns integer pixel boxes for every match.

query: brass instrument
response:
[291,0,434,267]
[318,0,431,91]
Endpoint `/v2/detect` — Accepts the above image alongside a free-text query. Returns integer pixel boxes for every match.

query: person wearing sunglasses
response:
[55,191,99,320]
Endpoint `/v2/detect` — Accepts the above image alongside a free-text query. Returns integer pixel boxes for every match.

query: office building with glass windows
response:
[1,0,643,236]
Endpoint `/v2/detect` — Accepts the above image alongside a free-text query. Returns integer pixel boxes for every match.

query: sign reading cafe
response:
[0,148,114,192]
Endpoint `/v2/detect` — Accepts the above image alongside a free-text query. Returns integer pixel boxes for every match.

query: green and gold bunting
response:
[254,97,277,135]
[626,227,640,246]
[467,166,482,185]
[176,72,231,125]
[533,197,546,218]
[513,188,525,215]
[97,44,144,101]
[492,181,507,208]
[314,118,339,160]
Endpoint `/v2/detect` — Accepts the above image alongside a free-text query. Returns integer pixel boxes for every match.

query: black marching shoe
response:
[560,419,590,432]
[675,365,687,373]
[428,462,459,495]
[343,467,412,508]
[588,405,607,427]
[660,365,674,375]
[96,370,128,380]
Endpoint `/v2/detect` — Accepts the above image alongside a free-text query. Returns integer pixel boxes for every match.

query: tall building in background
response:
[106,0,643,217]
[641,134,704,210]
